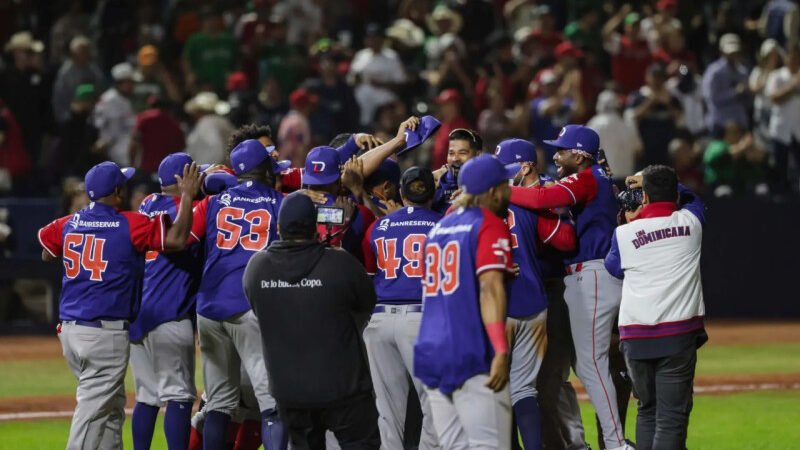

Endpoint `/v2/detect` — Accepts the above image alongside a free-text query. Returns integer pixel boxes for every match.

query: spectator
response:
[130,45,182,113]
[428,33,474,102]
[385,18,426,71]
[257,12,308,95]
[765,42,800,193]
[701,33,750,136]
[61,177,89,214]
[640,0,683,52]
[0,32,50,164]
[184,91,233,165]
[587,90,643,178]
[667,65,707,137]
[304,53,360,143]
[749,39,783,152]
[652,29,698,74]
[477,86,515,152]
[254,76,289,135]
[350,23,406,127]
[758,0,799,47]
[182,7,237,93]
[703,121,769,196]
[93,63,136,166]
[226,72,258,128]
[130,97,186,174]
[278,88,317,167]
[0,109,31,191]
[564,5,602,62]
[91,0,136,71]
[48,0,91,66]
[52,36,107,125]
[58,84,101,178]
[669,137,705,194]
[529,69,584,170]
[431,89,471,169]
[528,6,564,60]
[425,6,465,70]
[603,7,652,94]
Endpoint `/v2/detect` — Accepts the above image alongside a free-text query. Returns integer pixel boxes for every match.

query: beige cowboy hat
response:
[5,31,44,53]
[185,91,231,116]
[386,18,425,48]
[427,5,463,35]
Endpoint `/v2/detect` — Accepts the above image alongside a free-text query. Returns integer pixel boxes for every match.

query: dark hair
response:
[329,133,352,148]
[642,165,678,203]
[448,128,483,151]
[227,124,273,154]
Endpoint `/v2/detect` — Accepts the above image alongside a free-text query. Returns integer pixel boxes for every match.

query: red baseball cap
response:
[435,88,463,105]
[657,0,678,10]
[289,88,319,109]
[554,41,584,59]
[226,72,249,92]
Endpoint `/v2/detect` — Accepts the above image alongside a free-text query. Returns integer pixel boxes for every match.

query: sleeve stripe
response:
[190,231,200,242]
[555,183,577,204]
[476,263,510,276]
[159,214,165,251]
[542,216,561,244]
[37,227,58,258]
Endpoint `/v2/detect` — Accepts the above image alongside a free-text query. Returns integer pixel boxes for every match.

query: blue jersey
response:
[130,194,201,341]
[432,170,458,213]
[363,207,442,304]
[191,181,283,320]
[38,202,167,321]
[506,204,548,317]
[561,165,618,264]
[414,207,513,394]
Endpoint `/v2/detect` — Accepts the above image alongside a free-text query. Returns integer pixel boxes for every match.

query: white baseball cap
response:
[111,62,134,81]
[719,33,741,55]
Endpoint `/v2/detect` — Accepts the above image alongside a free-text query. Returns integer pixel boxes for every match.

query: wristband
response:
[485,321,508,354]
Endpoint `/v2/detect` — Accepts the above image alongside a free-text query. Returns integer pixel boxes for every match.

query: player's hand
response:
[176,163,201,198]
[299,189,328,205]
[334,195,356,223]
[396,116,420,142]
[355,133,384,150]
[202,163,227,174]
[449,188,463,201]
[379,199,403,216]
[432,165,448,185]
[625,174,643,189]
[341,156,365,195]
[485,352,510,392]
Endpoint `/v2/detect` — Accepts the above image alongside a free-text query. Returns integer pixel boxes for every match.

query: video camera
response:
[617,188,644,212]
[316,206,345,226]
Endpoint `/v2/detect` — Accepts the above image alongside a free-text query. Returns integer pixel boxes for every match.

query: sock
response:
[188,426,203,450]
[203,410,231,450]
[164,401,193,450]
[261,409,288,450]
[132,403,159,450]
[234,419,262,450]
[514,397,543,450]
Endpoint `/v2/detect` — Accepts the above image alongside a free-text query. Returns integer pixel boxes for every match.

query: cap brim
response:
[303,171,340,186]
[199,164,211,171]
[504,163,522,179]
[121,167,136,180]
[274,160,292,173]
[542,138,567,148]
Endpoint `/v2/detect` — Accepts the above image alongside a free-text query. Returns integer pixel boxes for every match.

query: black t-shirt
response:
[627,89,681,167]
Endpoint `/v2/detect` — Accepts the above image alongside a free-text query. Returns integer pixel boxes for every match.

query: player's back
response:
[415,206,511,394]
[46,202,157,321]
[506,204,547,318]
[131,193,201,341]
[366,206,442,303]
[568,164,618,264]
[194,180,282,320]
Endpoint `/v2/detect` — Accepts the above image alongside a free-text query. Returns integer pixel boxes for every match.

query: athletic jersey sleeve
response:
[678,184,705,226]
[123,211,167,253]
[604,231,624,280]
[189,196,209,243]
[280,168,303,192]
[536,210,577,252]
[509,170,596,210]
[476,212,514,276]
[362,222,378,275]
[38,215,72,257]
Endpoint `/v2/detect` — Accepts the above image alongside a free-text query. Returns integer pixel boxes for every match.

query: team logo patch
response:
[495,145,501,155]
[219,193,232,206]
[558,127,566,137]
[377,218,390,232]
[312,161,326,173]
[238,162,246,171]
[577,142,583,148]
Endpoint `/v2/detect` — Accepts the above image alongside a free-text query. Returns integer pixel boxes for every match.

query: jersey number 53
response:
[216,207,272,251]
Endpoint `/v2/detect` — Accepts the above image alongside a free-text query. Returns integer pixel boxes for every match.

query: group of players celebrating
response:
[38,112,701,450]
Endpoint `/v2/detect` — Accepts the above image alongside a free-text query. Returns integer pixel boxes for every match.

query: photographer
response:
[244,192,379,450]
[604,166,707,450]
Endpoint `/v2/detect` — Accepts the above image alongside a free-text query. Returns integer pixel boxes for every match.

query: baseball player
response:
[189,139,287,450]
[130,153,203,450]
[38,161,200,450]
[432,128,482,213]
[363,158,402,216]
[415,154,517,449]
[508,125,630,450]
[495,139,577,450]
[361,166,443,450]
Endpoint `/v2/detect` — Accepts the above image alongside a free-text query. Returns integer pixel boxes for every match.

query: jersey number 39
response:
[423,242,460,296]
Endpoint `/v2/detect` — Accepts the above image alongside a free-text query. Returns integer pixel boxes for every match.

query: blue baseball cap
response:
[230,139,278,175]
[543,124,600,157]
[335,135,360,161]
[85,161,135,201]
[203,171,238,195]
[303,146,341,186]
[495,138,536,166]
[458,154,518,195]
[400,115,441,155]
[275,160,292,173]
[158,152,194,186]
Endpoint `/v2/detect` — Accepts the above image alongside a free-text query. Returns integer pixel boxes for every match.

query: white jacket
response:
[605,189,706,340]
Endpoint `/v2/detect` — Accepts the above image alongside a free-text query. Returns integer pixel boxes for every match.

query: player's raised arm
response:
[357,116,420,176]
[163,163,201,251]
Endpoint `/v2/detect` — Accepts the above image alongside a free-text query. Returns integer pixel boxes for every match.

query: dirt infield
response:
[1,320,798,419]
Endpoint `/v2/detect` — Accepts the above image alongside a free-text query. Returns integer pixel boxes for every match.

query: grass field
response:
[1,323,799,449]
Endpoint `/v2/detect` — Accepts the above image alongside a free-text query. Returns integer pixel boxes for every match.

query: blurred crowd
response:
[1,0,800,204]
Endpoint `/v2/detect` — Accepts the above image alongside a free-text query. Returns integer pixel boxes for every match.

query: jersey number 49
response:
[374,234,426,279]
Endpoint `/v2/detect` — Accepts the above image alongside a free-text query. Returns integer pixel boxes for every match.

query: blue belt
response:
[373,304,423,314]
[61,319,129,330]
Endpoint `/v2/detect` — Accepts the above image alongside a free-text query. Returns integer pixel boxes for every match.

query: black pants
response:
[623,346,697,450]
[278,393,380,450]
